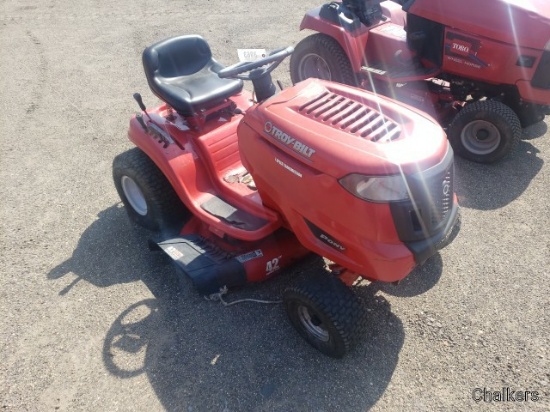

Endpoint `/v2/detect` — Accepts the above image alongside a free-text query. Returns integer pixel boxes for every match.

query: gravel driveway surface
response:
[1,0,549,411]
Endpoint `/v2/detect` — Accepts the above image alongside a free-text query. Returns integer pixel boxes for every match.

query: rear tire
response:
[283,274,365,358]
[113,148,188,231]
[290,33,357,86]
[448,100,521,163]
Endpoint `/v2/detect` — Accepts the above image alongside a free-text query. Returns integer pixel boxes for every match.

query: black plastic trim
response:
[404,201,459,264]
[201,196,268,231]
[320,2,362,32]
[532,51,550,89]
[389,145,458,264]
[157,235,247,295]
[305,220,347,252]
[402,0,416,12]
[390,146,454,242]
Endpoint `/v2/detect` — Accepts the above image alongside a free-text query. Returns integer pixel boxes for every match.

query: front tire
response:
[113,148,188,231]
[283,274,365,358]
[290,33,357,86]
[448,100,521,163]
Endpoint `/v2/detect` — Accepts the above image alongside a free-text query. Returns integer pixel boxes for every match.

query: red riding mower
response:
[113,35,459,357]
[290,0,550,163]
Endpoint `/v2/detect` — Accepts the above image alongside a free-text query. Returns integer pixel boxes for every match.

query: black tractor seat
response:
[142,35,243,117]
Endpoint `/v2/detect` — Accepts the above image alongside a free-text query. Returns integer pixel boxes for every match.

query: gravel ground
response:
[1,0,549,411]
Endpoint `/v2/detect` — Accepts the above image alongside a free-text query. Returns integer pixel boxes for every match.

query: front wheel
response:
[283,274,366,358]
[447,100,521,163]
[290,33,357,86]
[113,148,188,231]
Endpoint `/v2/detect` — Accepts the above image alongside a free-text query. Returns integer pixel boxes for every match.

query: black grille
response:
[390,148,454,242]
[532,51,550,89]
[429,168,453,227]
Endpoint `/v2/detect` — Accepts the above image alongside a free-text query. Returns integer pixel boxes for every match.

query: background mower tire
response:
[113,148,188,232]
[290,33,357,86]
[283,273,366,358]
[448,100,521,163]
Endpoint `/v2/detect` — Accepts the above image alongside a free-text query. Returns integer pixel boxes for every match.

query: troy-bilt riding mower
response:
[112,35,459,357]
[290,0,550,163]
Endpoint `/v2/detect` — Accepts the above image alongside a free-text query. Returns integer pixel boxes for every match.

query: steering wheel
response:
[218,46,294,80]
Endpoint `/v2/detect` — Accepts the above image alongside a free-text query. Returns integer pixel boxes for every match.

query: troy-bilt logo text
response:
[264,122,315,158]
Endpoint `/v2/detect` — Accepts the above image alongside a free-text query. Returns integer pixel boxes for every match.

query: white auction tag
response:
[237,49,267,62]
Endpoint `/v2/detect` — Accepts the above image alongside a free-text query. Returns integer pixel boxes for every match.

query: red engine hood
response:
[243,79,448,177]
[408,0,550,50]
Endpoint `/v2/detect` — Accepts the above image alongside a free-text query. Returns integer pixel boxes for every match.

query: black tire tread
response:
[284,274,366,358]
[112,147,188,231]
[290,33,357,86]
[448,100,521,163]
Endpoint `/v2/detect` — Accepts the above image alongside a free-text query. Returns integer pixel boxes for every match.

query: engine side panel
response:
[408,0,550,50]
[441,27,545,87]
[238,120,416,281]
[237,79,451,280]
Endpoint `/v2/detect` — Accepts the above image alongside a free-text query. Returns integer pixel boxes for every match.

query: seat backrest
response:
[343,0,383,26]
[143,35,213,80]
[140,35,243,117]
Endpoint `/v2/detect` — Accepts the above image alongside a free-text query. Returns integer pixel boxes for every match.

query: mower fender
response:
[127,115,196,207]
[127,114,280,242]
[299,6,369,72]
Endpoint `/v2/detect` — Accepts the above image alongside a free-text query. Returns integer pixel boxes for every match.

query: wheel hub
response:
[299,53,331,81]
[121,175,148,216]
[475,129,490,141]
[461,119,501,155]
[297,305,329,342]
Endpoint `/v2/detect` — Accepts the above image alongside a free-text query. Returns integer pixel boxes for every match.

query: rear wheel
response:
[290,33,357,86]
[113,148,188,231]
[283,273,365,358]
[448,100,521,163]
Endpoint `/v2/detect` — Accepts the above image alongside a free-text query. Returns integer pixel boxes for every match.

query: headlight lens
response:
[339,173,410,202]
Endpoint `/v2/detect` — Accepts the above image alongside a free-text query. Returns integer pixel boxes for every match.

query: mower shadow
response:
[53,204,405,410]
[454,136,544,211]
[47,204,176,296]
[103,296,403,411]
[55,204,405,410]
[103,254,405,412]
[521,120,547,141]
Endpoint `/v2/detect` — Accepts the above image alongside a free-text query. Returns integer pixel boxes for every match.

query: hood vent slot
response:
[298,92,401,142]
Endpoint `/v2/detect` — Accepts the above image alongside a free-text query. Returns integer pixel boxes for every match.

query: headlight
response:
[339,173,410,202]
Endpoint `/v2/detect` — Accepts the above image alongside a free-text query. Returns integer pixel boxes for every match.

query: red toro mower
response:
[290,0,550,163]
[113,35,459,357]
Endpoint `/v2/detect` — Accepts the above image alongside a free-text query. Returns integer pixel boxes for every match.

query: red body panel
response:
[128,92,282,242]
[441,28,545,88]
[365,22,413,65]
[242,79,447,175]
[409,0,550,51]
[237,79,450,281]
